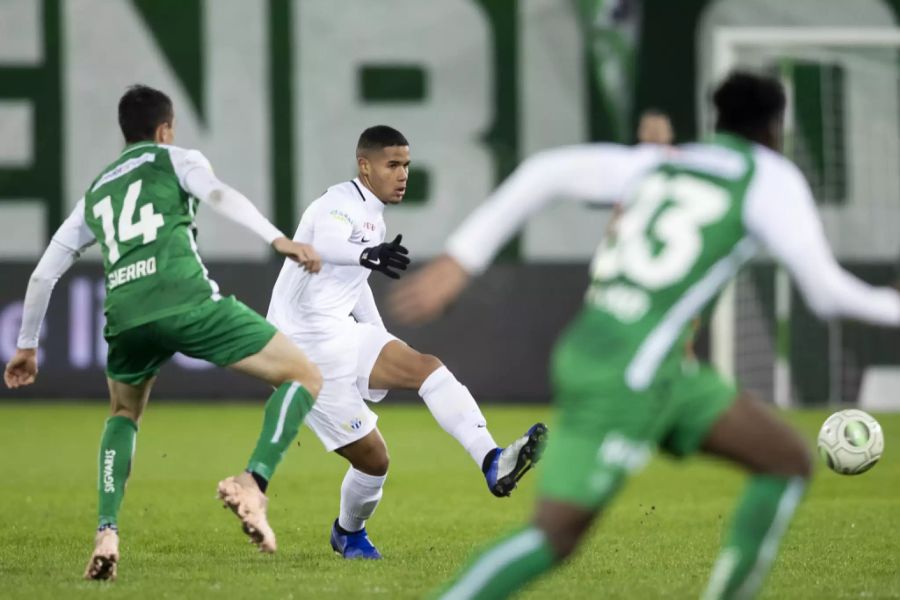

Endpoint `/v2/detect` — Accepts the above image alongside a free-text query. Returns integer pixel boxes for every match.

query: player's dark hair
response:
[118,84,174,144]
[357,125,408,154]
[713,72,786,143]
[640,107,667,118]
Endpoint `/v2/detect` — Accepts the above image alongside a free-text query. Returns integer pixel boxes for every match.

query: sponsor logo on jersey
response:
[329,210,353,225]
[597,433,651,473]
[585,282,650,323]
[92,152,157,193]
[108,256,157,290]
[103,449,116,493]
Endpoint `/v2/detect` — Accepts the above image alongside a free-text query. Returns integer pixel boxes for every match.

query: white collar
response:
[352,178,386,213]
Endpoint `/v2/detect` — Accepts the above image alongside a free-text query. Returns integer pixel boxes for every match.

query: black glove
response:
[359,234,410,279]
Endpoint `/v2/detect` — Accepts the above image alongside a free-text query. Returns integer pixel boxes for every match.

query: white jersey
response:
[267,178,387,336]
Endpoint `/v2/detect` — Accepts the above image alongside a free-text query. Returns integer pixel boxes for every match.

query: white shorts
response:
[291,322,398,452]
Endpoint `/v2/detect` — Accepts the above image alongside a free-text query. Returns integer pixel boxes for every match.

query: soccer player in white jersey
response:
[266,125,547,559]
[392,72,900,599]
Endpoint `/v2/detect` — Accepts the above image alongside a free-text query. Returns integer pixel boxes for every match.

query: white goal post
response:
[707,26,900,407]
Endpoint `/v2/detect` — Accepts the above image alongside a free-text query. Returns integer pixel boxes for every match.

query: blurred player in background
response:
[392,72,900,599]
[635,108,674,145]
[3,85,323,580]
[266,125,547,560]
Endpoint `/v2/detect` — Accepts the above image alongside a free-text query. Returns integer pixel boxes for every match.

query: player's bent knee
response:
[762,432,813,479]
[300,365,323,399]
[370,453,390,476]
[416,353,443,381]
[787,440,814,480]
[281,363,322,398]
[354,449,390,476]
[111,405,141,422]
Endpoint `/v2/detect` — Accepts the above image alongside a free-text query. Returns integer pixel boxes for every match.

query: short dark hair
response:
[118,84,174,143]
[357,125,408,155]
[713,72,786,140]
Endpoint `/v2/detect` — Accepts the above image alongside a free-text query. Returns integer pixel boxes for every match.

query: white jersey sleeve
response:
[267,180,385,336]
[745,148,900,326]
[17,199,96,348]
[168,146,284,245]
[446,143,666,274]
[312,201,368,266]
[352,282,384,328]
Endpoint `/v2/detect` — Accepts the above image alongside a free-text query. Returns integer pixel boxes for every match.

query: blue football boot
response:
[485,422,549,497]
[330,519,382,559]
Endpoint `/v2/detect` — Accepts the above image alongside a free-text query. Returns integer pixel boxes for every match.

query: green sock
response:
[246,381,314,481]
[434,526,556,600]
[702,475,807,600]
[97,415,138,529]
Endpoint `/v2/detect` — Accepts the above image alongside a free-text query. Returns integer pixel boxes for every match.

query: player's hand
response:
[389,254,470,325]
[360,234,410,279]
[272,237,322,273]
[4,348,38,389]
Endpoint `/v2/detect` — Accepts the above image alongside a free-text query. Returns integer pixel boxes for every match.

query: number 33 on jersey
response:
[588,147,754,330]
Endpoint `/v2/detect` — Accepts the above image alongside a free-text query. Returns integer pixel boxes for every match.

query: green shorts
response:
[105,296,278,385]
[540,320,736,509]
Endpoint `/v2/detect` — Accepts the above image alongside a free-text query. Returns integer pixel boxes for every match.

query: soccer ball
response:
[817,409,884,475]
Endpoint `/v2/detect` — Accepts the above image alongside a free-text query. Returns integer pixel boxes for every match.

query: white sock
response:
[419,365,498,468]
[338,467,387,532]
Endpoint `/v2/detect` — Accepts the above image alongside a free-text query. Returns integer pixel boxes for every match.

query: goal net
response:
[705,28,900,408]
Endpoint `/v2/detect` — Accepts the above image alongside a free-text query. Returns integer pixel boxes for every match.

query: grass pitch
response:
[0,403,897,599]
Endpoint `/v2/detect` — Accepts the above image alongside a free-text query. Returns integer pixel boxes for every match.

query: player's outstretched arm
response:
[5,199,96,389]
[747,157,900,326]
[271,236,321,273]
[389,254,469,325]
[390,143,663,324]
[176,149,320,272]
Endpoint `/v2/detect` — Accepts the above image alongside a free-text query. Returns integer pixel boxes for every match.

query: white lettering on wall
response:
[64,0,271,260]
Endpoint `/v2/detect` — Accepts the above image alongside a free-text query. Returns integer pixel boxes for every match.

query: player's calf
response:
[533,499,598,561]
[330,430,389,558]
[700,394,810,600]
[702,392,813,480]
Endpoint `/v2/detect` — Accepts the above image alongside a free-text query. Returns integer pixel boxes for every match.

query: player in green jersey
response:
[391,72,900,599]
[4,85,324,581]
